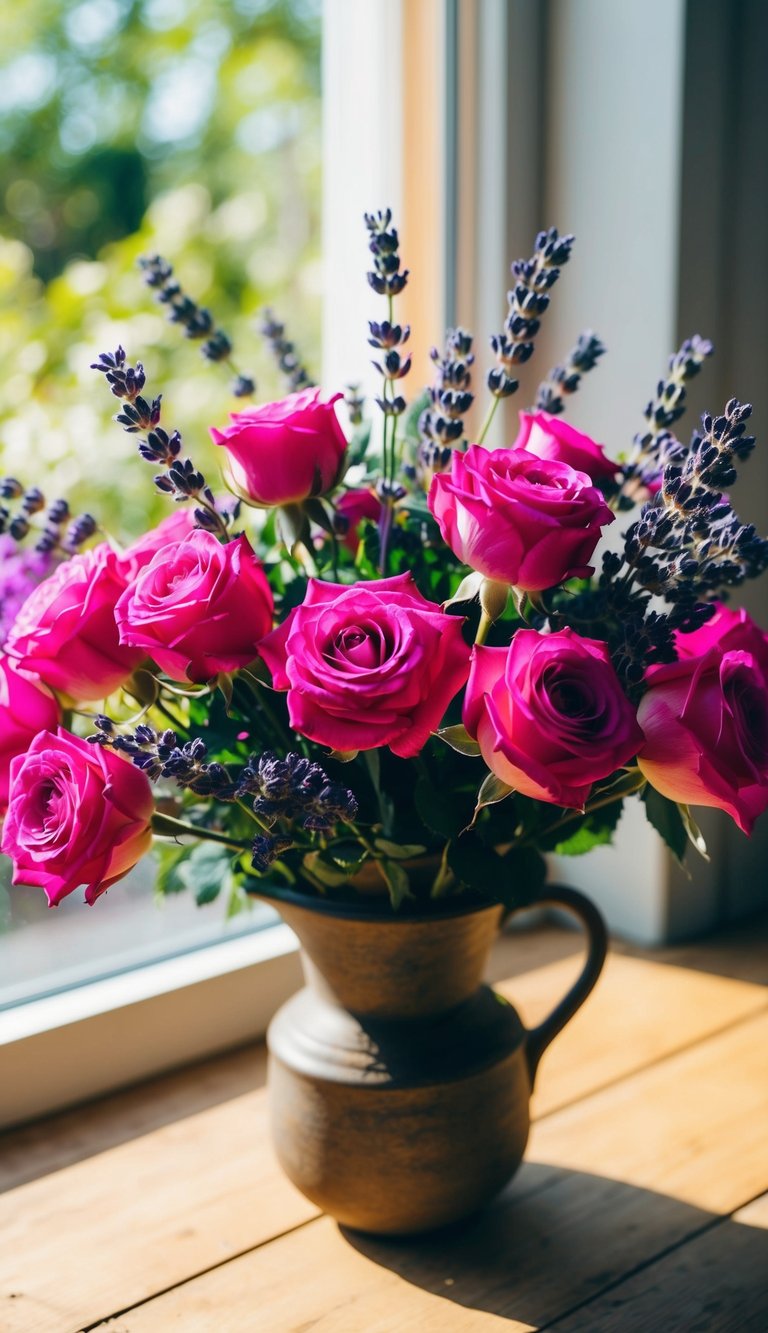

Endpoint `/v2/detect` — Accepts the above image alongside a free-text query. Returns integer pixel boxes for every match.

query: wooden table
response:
[1,919,767,1331]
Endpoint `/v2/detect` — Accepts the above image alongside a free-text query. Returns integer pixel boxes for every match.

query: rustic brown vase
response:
[266,884,607,1236]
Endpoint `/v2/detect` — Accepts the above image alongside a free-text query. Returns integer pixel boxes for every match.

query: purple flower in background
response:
[0,537,53,646]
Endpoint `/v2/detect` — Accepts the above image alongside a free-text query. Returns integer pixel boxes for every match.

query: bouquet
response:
[2,211,768,917]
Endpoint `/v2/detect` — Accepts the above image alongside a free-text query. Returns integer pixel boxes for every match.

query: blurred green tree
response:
[0,0,323,537]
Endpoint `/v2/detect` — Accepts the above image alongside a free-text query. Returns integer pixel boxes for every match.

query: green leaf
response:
[642,786,687,864]
[277,503,311,553]
[552,800,623,856]
[303,850,350,888]
[380,859,412,909]
[435,724,482,757]
[154,841,193,895]
[447,836,546,908]
[329,749,359,763]
[414,776,470,839]
[679,805,710,860]
[326,840,368,872]
[217,671,234,715]
[175,841,233,906]
[470,770,515,827]
[373,839,427,860]
[443,570,483,611]
[498,846,547,908]
[553,821,614,856]
[447,834,505,894]
[304,497,335,533]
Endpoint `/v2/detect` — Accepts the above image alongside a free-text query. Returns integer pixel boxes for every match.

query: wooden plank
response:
[0,1094,317,1333]
[529,1009,768,1213]
[0,1044,267,1195]
[1,955,764,1332]
[91,1009,768,1332]
[497,951,767,1118]
[549,1194,768,1331]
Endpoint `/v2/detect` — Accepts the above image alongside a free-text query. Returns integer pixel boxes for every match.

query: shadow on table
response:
[340,1161,768,1329]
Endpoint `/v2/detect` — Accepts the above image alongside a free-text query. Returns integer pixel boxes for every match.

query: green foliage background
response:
[0,0,322,537]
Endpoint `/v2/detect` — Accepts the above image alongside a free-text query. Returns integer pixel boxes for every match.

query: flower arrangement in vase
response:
[2,211,767,1232]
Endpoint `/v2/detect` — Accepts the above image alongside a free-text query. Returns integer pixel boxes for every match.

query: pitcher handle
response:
[517,883,608,1087]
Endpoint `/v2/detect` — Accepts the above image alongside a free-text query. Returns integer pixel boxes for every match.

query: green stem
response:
[151,812,250,851]
[430,842,454,898]
[476,396,500,447]
[475,610,494,645]
[155,699,189,734]
[329,528,340,582]
[235,798,274,837]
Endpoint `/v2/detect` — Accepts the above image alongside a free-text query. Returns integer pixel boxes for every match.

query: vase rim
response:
[258,885,502,923]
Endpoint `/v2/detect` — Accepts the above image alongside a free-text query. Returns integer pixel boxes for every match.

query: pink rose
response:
[4,545,144,701]
[675,603,768,672]
[0,657,61,812]
[211,387,348,507]
[115,531,274,683]
[637,645,768,834]
[464,628,643,808]
[260,572,471,757]
[428,446,614,591]
[335,488,382,553]
[1,728,154,906]
[118,510,197,580]
[514,411,619,482]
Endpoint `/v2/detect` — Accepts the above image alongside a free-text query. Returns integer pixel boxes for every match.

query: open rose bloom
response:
[2,217,768,916]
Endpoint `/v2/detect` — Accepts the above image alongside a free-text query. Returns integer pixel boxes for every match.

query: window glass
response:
[0,0,321,1007]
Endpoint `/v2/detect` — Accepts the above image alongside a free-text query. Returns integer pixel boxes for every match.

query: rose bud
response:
[1,728,154,906]
[428,446,614,593]
[259,572,470,757]
[210,387,348,507]
[464,628,643,808]
[115,530,274,684]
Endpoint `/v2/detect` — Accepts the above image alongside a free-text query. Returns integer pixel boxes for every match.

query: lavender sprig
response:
[139,255,255,399]
[90,347,230,536]
[365,208,412,569]
[621,335,714,500]
[534,330,605,415]
[258,308,313,393]
[486,228,575,406]
[89,723,359,875]
[88,719,239,798]
[0,478,97,558]
[416,328,474,483]
[238,751,358,832]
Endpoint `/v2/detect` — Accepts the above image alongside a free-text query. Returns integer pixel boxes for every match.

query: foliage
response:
[0,0,322,538]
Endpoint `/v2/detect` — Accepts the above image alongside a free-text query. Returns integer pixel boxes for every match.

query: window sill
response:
[0,925,302,1131]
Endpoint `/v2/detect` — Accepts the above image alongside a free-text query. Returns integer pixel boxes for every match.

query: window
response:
[3,0,767,1128]
[1,0,322,1124]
